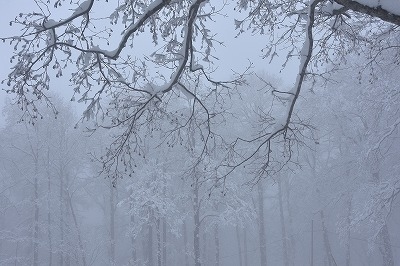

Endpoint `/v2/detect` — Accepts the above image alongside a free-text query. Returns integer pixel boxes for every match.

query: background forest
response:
[1,0,400,266]
[1,55,400,266]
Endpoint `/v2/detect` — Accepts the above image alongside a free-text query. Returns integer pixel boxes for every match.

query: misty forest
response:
[0,0,400,265]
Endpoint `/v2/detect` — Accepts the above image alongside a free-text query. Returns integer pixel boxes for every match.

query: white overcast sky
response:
[0,0,298,127]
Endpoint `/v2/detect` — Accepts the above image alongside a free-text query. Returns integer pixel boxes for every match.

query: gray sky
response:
[0,1,299,127]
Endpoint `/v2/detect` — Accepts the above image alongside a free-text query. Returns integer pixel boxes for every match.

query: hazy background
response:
[1,2,399,266]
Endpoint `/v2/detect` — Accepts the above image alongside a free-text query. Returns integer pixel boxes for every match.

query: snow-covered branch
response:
[335,0,400,25]
[3,0,400,179]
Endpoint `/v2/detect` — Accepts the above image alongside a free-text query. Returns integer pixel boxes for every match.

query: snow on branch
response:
[43,0,94,29]
[4,0,400,181]
[159,0,207,94]
[48,0,170,59]
[335,0,400,25]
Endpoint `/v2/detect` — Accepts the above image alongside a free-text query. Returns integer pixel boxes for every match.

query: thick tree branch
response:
[335,0,400,25]
[38,0,171,60]
[160,0,206,94]
[42,0,95,30]
[220,0,322,179]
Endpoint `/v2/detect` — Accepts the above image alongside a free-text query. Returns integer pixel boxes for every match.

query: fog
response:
[0,1,399,266]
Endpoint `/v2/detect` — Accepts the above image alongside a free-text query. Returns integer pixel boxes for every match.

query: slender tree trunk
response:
[320,210,336,266]
[214,224,220,266]
[142,231,147,265]
[110,184,116,265]
[202,232,207,266]
[130,218,136,265]
[157,217,162,266]
[236,225,243,266]
[213,170,220,266]
[283,178,295,265]
[162,217,167,266]
[257,181,267,266]
[371,166,394,266]
[46,149,53,266]
[64,173,71,266]
[183,221,190,266]
[309,147,335,266]
[243,228,248,266]
[190,131,201,266]
[129,188,136,265]
[278,179,289,266]
[67,192,86,266]
[193,181,201,266]
[345,196,352,266]
[379,223,394,266]
[311,220,314,266]
[59,171,64,266]
[33,160,40,266]
[162,180,167,266]
[14,241,19,266]
[148,208,154,266]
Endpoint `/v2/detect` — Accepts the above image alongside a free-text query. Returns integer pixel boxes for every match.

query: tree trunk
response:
[64,173,71,266]
[202,232,207,266]
[110,184,116,265]
[243,228,248,266]
[162,217,167,266]
[67,192,87,266]
[371,163,394,266]
[320,210,336,266]
[379,223,394,266]
[283,178,295,265]
[162,180,167,266]
[309,146,336,266]
[257,181,267,266]
[33,160,40,266]
[236,225,243,266]
[59,170,64,266]
[46,149,53,266]
[142,231,147,265]
[148,208,154,266]
[278,179,289,266]
[14,241,19,266]
[213,170,220,266]
[129,188,136,265]
[214,224,220,266]
[193,181,201,266]
[182,220,190,266]
[345,197,352,266]
[157,217,162,266]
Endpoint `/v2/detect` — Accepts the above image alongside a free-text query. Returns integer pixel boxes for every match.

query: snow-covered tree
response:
[0,96,90,266]
[3,0,400,175]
